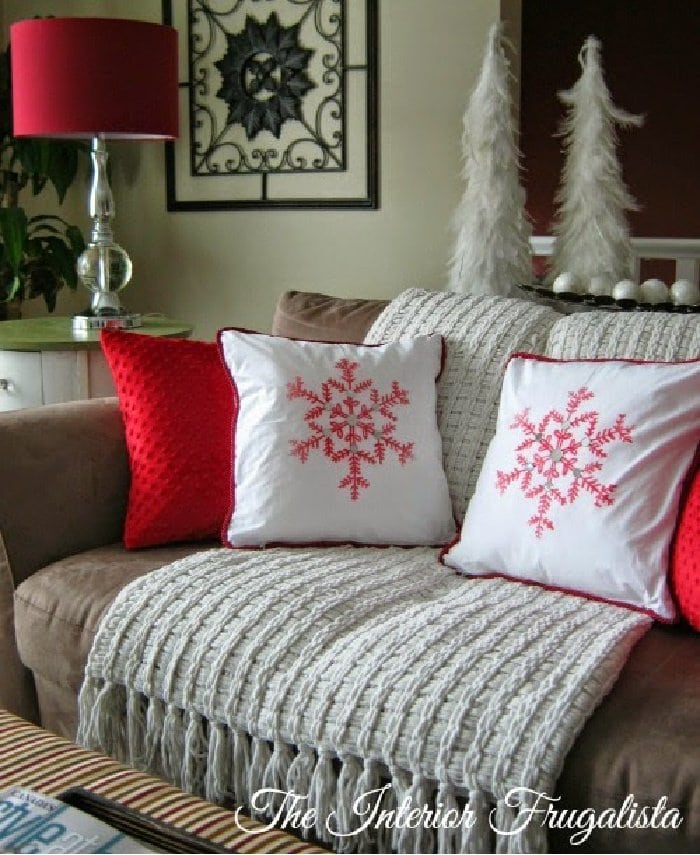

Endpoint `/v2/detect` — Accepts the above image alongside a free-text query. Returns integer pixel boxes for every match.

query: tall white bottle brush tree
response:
[549,36,643,286]
[448,23,532,297]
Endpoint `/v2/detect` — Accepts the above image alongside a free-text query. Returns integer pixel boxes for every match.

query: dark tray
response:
[59,787,230,853]
[518,280,700,313]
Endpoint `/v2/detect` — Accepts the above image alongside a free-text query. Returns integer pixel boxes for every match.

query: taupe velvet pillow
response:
[271,290,387,344]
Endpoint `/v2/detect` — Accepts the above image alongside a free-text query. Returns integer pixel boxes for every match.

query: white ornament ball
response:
[640,278,670,304]
[588,274,613,297]
[670,279,700,306]
[612,279,640,302]
[552,272,582,294]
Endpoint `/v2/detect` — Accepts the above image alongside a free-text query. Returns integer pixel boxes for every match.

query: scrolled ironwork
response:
[188,0,344,178]
[162,0,378,209]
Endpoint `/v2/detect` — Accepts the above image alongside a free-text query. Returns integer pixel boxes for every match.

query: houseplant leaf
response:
[38,235,79,288]
[15,139,50,195]
[0,41,85,311]
[0,44,10,143]
[46,142,81,203]
[66,225,85,258]
[23,256,59,308]
[28,213,65,237]
[0,205,27,273]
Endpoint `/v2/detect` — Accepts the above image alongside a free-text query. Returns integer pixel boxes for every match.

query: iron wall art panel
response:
[162,0,379,210]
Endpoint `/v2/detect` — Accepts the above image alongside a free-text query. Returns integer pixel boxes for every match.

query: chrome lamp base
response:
[72,311,142,332]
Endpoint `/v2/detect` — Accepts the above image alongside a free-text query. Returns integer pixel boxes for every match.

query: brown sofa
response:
[1,290,699,853]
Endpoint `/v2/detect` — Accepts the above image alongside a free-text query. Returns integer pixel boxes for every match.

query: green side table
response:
[0,316,192,412]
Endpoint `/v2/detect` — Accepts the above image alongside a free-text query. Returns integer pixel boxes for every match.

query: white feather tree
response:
[448,23,531,297]
[550,36,643,285]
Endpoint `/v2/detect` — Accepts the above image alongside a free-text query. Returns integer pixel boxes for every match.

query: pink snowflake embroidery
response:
[495,387,633,537]
[287,358,414,500]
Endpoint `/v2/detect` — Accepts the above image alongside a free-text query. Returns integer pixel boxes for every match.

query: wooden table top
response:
[0,316,193,351]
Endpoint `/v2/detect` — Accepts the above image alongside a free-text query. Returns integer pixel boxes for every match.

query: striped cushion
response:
[0,710,326,853]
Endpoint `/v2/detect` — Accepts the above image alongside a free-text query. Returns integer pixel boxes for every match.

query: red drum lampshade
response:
[10,17,178,139]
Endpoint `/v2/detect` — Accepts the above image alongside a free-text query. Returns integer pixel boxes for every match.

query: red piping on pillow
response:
[442,563,676,624]
[507,351,700,367]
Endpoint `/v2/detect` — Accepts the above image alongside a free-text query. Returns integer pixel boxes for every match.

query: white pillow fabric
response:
[443,353,700,621]
[218,330,455,547]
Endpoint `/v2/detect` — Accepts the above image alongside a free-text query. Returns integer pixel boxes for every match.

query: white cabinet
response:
[0,349,116,413]
[0,351,43,411]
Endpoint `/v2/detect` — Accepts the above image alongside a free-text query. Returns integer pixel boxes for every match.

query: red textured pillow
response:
[671,457,700,630]
[101,330,234,549]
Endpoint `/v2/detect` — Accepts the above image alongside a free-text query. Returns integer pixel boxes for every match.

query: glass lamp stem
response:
[89,138,119,298]
[76,135,134,323]
[89,135,115,242]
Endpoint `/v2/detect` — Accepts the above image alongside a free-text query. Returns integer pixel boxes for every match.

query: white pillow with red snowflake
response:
[217,329,455,547]
[442,353,700,621]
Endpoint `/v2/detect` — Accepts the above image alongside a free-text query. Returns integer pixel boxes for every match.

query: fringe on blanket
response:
[77,680,549,855]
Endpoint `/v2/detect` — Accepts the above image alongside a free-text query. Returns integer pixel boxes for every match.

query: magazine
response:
[0,787,153,853]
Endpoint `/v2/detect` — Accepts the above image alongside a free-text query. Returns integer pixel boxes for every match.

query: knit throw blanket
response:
[364,288,562,522]
[78,546,650,854]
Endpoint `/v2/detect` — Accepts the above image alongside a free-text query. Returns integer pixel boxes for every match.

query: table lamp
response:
[10,17,179,330]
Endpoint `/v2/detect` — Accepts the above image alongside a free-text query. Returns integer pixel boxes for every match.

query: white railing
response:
[530,236,700,284]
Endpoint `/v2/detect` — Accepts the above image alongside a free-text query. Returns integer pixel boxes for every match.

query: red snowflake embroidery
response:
[495,387,633,537]
[287,358,414,500]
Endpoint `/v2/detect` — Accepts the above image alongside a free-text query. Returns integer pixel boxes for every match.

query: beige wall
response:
[5,0,503,338]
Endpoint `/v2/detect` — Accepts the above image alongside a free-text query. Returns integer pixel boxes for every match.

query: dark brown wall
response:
[520,0,700,238]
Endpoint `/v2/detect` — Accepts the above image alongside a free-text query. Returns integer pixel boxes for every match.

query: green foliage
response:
[0,42,86,312]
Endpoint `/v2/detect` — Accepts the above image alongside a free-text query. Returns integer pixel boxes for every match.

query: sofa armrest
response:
[0,533,38,721]
[0,398,128,721]
[0,398,129,588]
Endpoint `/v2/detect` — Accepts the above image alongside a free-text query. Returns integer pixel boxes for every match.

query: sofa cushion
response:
[271,290,387,343]
[14,543,208,691]
[554,623,700,853]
